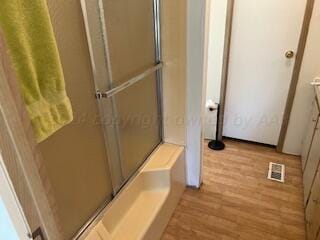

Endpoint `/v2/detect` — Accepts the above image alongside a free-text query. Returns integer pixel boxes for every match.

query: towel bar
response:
[95,63,163,99]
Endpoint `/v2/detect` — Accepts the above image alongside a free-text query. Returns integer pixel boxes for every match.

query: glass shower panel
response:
[38,0,115,238]
[81,0,162,193]
[102,0,162,185]
[115,73,161,179]
[103,0,156,85]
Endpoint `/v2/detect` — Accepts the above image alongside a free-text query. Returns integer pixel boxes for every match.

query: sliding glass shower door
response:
[81,0,162,193]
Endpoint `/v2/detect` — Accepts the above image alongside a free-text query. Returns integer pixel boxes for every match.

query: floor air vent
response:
[267,162,285,183]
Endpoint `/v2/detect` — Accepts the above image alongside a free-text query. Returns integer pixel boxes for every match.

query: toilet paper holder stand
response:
[208,103,225,151]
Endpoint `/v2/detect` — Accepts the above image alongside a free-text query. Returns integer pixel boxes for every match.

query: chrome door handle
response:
[285,50,295,59]
[310,77,320,86]
[94,62,163,99]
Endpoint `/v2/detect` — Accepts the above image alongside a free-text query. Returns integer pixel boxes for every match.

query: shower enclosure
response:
[34,0,164,238]
[70,0,163,237]
[0,0,189,238]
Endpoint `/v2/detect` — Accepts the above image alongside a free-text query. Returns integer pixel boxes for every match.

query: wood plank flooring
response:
[162,139,306,240]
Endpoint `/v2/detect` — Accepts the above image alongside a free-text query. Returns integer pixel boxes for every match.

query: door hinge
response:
[28,227,45,240]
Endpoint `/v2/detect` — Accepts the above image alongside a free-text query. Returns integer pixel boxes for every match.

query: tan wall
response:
[40,0,113,238]
[161,0,187,145]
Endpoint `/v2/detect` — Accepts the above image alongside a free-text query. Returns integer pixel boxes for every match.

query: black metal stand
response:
[208,139,225,150]
[208,104,225,151]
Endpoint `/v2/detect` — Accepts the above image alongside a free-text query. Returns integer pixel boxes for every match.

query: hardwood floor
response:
[162,139,306,240]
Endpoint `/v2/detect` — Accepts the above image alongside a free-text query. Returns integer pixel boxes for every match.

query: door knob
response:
[285,50,295,59]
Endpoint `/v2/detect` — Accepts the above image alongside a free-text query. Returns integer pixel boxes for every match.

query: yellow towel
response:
[0,0,73,142]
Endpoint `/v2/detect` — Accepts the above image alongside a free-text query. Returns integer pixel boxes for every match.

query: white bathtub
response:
[81,143,186,240]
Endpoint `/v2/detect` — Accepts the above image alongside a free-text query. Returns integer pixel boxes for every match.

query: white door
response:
[223,0,307,145]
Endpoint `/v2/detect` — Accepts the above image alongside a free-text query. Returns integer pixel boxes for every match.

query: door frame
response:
[0,35,62,239]
[0,153,31,240]
[277,0,315,151]
[215,0,315,151]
